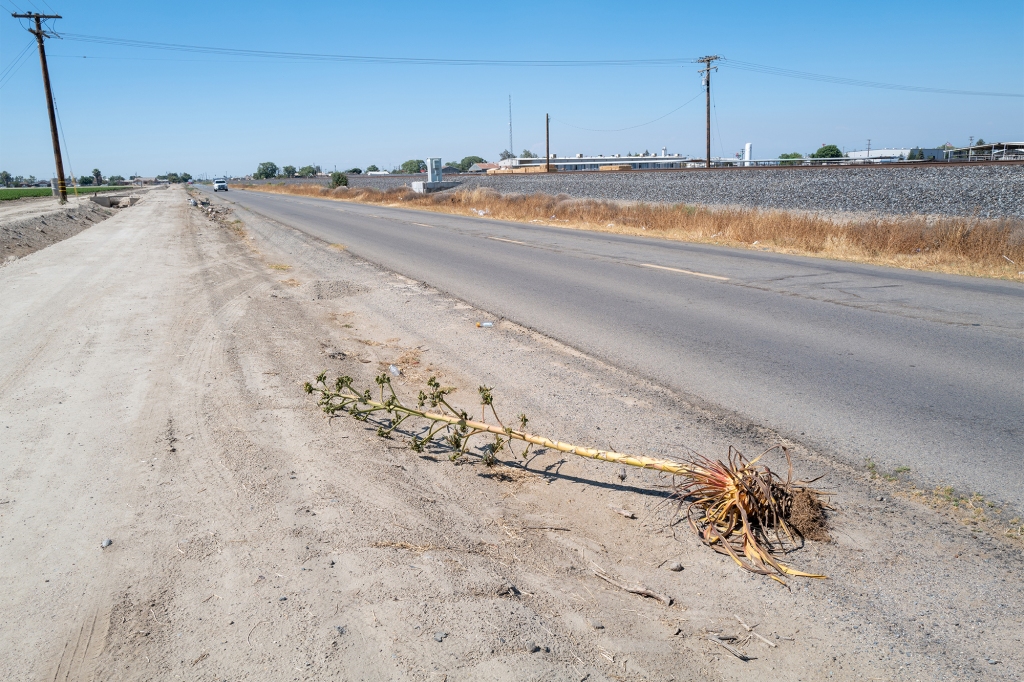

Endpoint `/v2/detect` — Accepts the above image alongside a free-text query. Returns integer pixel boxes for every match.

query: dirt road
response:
[1,186,1020,681]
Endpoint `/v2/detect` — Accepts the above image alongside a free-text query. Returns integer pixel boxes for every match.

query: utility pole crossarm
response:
[13,12,66,203]
[696,55,721,170]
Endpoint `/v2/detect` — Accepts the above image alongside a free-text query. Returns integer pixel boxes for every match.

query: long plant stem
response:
[306,373,826,584]
[338,390,692,475]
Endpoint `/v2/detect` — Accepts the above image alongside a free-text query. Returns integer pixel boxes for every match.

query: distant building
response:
[467,163,499,173]
[441,165,462,174]
[497,151,687,172]
[946,142,1024,162]
[846,148,912,161]
[844,148,942,162]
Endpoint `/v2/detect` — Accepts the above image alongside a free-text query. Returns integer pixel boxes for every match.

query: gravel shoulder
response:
[333,164,1024,218]
[1,186,1020,681]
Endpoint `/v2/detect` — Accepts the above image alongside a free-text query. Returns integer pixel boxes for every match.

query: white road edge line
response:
[488,236,530,246]
[639,263,730,281]
[411,222,433,227]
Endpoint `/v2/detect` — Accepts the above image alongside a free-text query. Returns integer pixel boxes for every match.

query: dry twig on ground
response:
[591,564,673,606]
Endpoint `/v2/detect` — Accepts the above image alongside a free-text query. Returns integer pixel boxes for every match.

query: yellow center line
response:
[488,236,530,246]
[639,263,730,281]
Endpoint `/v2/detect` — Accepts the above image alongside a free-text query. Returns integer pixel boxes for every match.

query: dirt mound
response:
[788,489,831,541]
[1,200,114,263]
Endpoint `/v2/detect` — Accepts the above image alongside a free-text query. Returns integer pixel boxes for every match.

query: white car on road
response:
[213,178,228,191]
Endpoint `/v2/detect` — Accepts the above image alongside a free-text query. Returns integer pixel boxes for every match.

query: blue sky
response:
[1,1,1021,179]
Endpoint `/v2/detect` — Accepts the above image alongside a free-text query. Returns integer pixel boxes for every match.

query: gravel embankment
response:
[1,198,114,264]
[328,164,1024,219]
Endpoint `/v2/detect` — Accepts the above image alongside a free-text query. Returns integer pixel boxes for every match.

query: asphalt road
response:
[211,188,1024,509]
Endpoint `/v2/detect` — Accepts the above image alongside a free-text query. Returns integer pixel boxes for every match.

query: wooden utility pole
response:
[696,55,721,169]
[545,113,550,172]
[13,12,67,203]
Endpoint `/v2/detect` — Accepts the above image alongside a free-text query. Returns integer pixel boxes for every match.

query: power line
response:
[42,32,1024,97]
[712,88,725,160]
[59,33,697,67]
[47,53,314,64]
[552,90,703,132]
[52,91,78,199]
[722,58,1022,98]
[0,46,35,88]
[0,37,35,84]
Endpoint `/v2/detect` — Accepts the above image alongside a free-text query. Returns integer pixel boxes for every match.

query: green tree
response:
[344,167,362,174]
[400,159,426,174]
[254,162,279,179]
[499,150,515,160]
[365,164,380,172]
[92,169,103,185]
[165,172,180,183]
[78,175,94,186]
[779,152,804,166]
[0,171,11,187]
[13,176,25,186]
[26,175,37,185]
[458,156,485,171]
[282,165,297,178]
[976,138,986,146]
[810,144,843,158]
[330,171,348,188]
[520,149,538,158]
[297,165,318,177]
[108,175,125,185]
[179,173,192,183]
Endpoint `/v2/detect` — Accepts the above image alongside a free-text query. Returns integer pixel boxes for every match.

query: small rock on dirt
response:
[666,561,684,572]
[586,618,604,629]
[100,538,112,549]
[525,639,540,653]
[496,583,518,597]
[434,631,447,642]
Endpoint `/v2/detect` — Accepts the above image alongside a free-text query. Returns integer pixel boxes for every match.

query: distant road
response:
[214,188,1024,509]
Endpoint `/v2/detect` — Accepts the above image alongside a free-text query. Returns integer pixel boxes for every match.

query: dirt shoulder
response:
[1,186,1020,681]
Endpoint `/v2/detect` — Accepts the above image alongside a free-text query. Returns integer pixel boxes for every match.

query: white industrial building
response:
[946,142,1024,161]
[498,148,688,171]
[846,148,945,162]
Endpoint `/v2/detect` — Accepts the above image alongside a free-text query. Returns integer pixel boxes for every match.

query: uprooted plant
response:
[305,371,828,583]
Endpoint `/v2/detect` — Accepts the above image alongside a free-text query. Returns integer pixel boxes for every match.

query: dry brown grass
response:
[235,183,1024,280]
